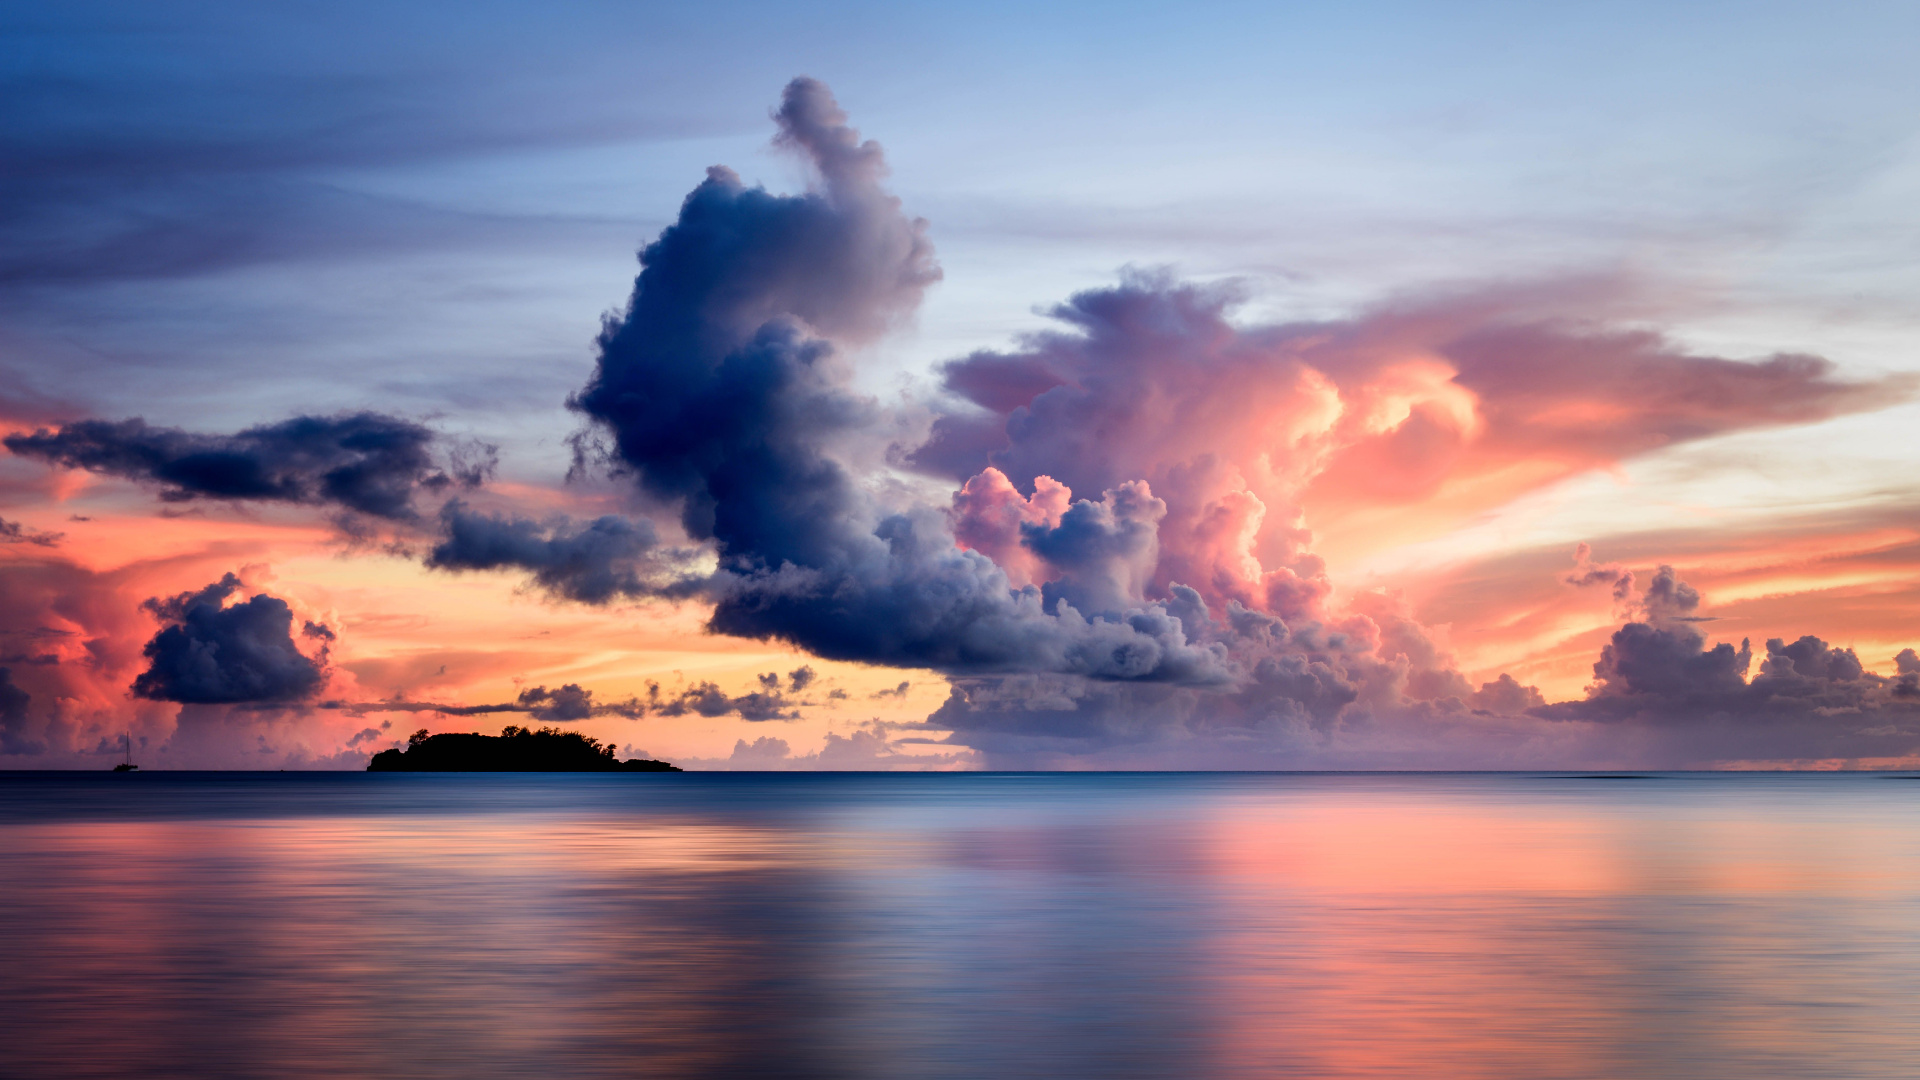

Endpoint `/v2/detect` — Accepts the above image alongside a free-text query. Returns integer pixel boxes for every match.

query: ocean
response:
[1,771,1916,1079]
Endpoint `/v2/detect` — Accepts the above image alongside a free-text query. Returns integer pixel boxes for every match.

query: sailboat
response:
[113,731,138,772]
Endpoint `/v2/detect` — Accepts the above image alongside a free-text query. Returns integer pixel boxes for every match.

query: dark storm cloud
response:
[566,78,1228,685]
[132,574,330,704]
[425,502,691,603]
[5,413,491,519]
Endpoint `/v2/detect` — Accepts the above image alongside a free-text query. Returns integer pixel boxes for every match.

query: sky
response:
[4,0,1920,770]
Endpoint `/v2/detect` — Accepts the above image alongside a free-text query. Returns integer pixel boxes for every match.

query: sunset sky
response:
[5,0,1920,769]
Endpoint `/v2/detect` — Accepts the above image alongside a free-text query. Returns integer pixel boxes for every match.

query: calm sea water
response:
[1,771,1917,1079]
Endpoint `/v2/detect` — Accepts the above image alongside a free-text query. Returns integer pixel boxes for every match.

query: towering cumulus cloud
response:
[570,77,1225,682]
[133,574,330,704]
[554,77,1920,767]
[917,275,1897,611]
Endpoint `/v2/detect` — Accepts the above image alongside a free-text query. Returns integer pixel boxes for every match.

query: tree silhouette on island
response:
[367,725,680,771]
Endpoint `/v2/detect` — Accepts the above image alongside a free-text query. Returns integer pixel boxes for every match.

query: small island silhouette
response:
[367,725,681,772]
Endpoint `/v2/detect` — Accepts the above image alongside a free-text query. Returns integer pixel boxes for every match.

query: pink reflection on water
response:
[1,775,1918,1079]
[1192,788,1920,1079]
[3,813,845,1078]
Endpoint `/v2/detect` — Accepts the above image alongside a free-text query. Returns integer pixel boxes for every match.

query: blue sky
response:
[9,0,1918,472]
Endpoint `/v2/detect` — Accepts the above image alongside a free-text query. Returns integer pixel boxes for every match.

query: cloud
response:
[546,79,1920,768]
[754,666,821,694]
[728,735,794,765]
[914,587,1429,768]
[1562,542,1633,600]
[17,77,1902,771]
[515,683,597,721]
[915,274,1907,614]
[327,682,650,722]
[922,563,1920,768]
[5,413,491,520]
[949,468,1071,588]
[515,682,648,721]
[132,573,331,704]
[1527,568,1920,762]
[0,550,191,763]
[1469,673,1547,714]
[345,723,390,748]
[562,78,1230,685]
[651,680,799,722]
[0,545,416,769]
[1636,563,1707,623]
[425,501,695,603]
[0,517,62,547]
[1021,480,1166,617]
[324,675,795,723]
[885,269,1909,764]
[697,722,976,771]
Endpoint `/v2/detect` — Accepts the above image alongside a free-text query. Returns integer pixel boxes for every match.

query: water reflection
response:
[0,773,1916,1078]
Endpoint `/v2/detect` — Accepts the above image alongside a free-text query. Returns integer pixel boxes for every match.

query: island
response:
[367,725,681,772]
